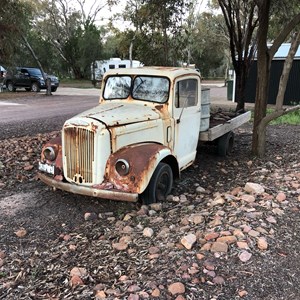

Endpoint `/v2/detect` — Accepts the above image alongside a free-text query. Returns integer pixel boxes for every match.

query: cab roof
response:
[104,66,200,81]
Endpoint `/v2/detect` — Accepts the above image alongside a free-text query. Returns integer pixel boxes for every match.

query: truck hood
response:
[76,102,160,127]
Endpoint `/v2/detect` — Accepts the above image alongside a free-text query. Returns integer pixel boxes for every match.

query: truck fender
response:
[105,143,179,194]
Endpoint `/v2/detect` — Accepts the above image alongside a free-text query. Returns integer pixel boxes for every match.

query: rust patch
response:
[105,143,166,193]
[41,135,63,177]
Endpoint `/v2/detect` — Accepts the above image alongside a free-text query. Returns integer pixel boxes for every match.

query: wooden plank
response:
[199,111,251,141]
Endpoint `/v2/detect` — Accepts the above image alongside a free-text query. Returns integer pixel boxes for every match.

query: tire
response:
[31,82,40,92]
[7,81,16,92]
[217,131,235,156]
[140,162,173,205]
[51,87,57,92]
[25,88,31,92]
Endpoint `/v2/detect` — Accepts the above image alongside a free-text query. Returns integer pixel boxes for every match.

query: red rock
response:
[95,290,106,299]
[216,235,237,244]
[168,282,185,295]
[204,232,219,241]
[0,251,6,259]
[276,192,286,202]
[213,276,225,284]
[181,233,197,250]
[210,242,228,253]
[70,275,84,287]
[257,237,268,250]
[237,241,249,249]
[113,242,128,251]
[70,267,87,277]
[128,294,139,300]
[151,288,160,297]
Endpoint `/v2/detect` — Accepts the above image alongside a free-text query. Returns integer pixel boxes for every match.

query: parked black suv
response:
[4,67,59,92]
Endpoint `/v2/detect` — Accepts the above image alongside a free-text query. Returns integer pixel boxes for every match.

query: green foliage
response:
[268,108,300,125]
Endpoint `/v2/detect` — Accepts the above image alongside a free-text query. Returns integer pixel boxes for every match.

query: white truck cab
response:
[38,67,250,204]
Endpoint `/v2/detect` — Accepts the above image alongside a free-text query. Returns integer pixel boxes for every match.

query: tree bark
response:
[252,0,271,157]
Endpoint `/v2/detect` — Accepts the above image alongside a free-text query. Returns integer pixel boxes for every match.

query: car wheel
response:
[31,82,40,92]
[217,131,235,156]
[7,81,16,92]
[140,162,173,205]
[51,87,57,92]
[25,88,31,92]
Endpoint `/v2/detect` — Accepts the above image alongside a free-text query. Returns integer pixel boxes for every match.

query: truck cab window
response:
[103,76,131,99]
[175,79,198,108]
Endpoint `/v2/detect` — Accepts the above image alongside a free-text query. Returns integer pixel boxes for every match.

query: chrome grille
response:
[64,127,95,184]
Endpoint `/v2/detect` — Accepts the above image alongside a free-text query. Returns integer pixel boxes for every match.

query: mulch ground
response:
[0,122,299,300]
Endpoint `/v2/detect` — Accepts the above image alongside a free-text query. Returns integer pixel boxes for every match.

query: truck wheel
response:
[51,87,57,92]
[7,81,16,92]
[31,82,40,92]
[217,131,235,156]
[140,163,173,205]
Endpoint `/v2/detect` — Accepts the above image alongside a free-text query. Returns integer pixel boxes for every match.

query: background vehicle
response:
[38,67,250,204]
[91,58,143,86]
[4,67,59,92]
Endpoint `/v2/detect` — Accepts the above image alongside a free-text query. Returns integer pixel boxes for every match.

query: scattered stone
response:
[244,182,265,194]
[151,288,160,297]
[210,197,225,207]
[143,227,154,237]
[266,216,277,224]
[248,230,260,238]
[216,235,237,244]
[15,228,27,238]
[84,212,97,221]
[201,243,212,251]
[196,186,206,193]
[70,267,87,277]
[149,203,162,211]
[213,276,225,285]
[112,242,128,251]
[181,233,197,250]
[239,251,252,262]
[168,282,185,295]
[128,284,141,292]
[204,232,219,241]
[237,241,249,249]
[257,237,268,250]
[276,192,286,202]
[238,290,248,297]
[192,214,204,224]
[128,294,139,300]
[210,242,228,253]
[70,275,84,287]
[95,290,107,299]
[0,258,4,267]
[196,253,205,260]
[240,194,256,203]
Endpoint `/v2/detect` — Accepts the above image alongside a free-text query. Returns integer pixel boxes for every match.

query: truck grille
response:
[64,127,95,184]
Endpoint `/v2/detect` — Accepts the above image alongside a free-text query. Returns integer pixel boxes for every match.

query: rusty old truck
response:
[38,67,250,204]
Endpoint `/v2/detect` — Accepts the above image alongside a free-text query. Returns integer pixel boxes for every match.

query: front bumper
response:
[38,173,139,202]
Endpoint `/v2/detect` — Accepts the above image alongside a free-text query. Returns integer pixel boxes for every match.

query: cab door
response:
[172,77,201,170]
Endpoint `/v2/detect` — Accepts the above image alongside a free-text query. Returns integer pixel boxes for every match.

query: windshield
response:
[29,68,42,76]
[103,75,170,103]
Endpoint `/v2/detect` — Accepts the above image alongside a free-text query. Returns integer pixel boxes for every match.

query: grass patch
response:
[59,79,94,88]
[268,108,300,125]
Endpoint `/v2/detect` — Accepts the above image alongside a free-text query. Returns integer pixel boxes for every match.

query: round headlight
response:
[43,146,56,161]
[115,159,130,176]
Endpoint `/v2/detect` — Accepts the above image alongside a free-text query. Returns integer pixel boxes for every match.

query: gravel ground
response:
[0,100,299,299]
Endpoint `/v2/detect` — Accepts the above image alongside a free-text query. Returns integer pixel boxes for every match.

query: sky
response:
[81,0,210,27]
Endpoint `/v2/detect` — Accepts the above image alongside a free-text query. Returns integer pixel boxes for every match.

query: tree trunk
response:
[252,0,271,157]
[21,34,52,96]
